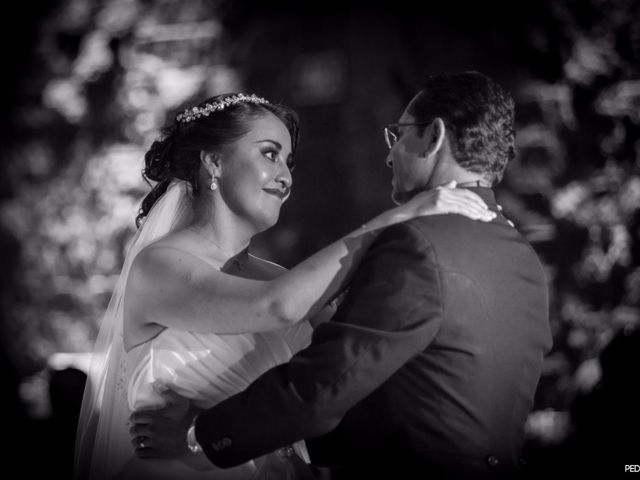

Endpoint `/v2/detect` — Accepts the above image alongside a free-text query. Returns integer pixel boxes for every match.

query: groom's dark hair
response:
[409,71,515,185]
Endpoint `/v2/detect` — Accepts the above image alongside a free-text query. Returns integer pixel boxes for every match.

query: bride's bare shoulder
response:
[132,231,203,272]
[143,228,194,253]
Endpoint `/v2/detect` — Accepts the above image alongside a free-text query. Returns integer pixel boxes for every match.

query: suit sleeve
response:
[196,221,444,467]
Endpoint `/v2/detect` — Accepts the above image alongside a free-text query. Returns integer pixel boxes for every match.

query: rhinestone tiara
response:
[176,93,270,124]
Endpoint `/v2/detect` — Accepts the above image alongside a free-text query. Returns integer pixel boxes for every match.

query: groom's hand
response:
[129,389,194,459]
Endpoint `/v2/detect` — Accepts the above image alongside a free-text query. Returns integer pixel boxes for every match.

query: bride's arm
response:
[125,185,494,338]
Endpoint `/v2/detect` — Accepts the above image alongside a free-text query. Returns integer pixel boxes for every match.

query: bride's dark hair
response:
[136,93,300,227]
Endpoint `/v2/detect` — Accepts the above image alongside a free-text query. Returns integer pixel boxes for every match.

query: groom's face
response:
[386,93,435,205]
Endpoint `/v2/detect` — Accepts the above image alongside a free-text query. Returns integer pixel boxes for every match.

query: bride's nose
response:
[275,168,292,189]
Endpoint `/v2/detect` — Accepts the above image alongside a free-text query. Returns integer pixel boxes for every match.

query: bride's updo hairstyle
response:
[136,93,300,227]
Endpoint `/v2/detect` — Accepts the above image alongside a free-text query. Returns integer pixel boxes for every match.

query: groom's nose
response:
[385,153,393,168]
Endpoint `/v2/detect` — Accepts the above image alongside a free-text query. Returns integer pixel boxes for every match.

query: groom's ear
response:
[420,118,446,158]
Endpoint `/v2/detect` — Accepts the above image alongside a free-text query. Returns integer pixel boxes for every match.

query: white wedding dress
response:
[92,323,312,480]
[75,181,313,479]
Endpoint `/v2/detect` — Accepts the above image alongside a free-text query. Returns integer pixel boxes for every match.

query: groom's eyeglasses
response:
[384,122,431,149]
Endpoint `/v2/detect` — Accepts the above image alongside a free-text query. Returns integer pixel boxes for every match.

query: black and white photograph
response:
[1,0,638,478]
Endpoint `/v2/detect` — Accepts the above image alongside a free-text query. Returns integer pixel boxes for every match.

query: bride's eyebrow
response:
[255,139,282,150]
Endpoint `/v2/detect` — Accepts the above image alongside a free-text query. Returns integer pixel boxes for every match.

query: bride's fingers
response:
[437,192,489,210]
[444,188,488,207]
[449,197,493,216]
[408,185,494,220]
[450,207,495,221]
[440,192,492,214]
[438,199,496,220]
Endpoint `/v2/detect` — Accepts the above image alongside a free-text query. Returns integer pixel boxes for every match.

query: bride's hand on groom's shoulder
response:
[129,389,194,459]
[401,181,496,222]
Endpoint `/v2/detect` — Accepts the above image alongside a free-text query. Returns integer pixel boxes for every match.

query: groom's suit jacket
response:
[195,188,552,479]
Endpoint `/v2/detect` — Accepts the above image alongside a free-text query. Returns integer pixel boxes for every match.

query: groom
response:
[131,72,552,478]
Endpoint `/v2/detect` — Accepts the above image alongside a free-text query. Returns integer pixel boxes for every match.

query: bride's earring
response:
[210,176,218,191]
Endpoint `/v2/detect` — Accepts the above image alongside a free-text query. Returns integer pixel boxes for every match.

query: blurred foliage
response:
[499,0,640,445]
[0,0,238,373]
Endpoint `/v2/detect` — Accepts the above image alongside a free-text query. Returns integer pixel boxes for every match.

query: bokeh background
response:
[1,0,638,477]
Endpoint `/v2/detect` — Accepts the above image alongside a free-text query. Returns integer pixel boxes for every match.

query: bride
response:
[74,93,495,479]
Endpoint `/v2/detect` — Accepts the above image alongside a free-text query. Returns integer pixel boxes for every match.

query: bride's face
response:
[216,112,294,232]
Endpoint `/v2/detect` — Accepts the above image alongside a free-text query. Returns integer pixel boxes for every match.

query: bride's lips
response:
[263,188,289,200]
